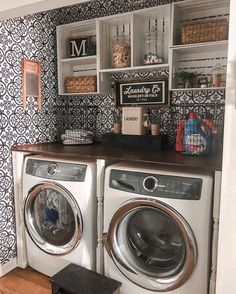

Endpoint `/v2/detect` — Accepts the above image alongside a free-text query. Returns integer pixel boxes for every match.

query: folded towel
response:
[65,129,94,138]
[61,134,92,141]
[62,138,93,145]
[61,128,94,145]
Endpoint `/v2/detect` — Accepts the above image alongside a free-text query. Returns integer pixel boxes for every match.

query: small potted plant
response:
[149,110,161,136]
[177,71,197,88]
[112,108,122,134]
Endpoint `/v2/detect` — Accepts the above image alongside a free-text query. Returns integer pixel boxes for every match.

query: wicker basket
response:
[65,76,97,93]
[181,18,228,44]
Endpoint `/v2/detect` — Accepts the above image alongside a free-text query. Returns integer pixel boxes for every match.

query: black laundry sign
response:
[115,78,169,107]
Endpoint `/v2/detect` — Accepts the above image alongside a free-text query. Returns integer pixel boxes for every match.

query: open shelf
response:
[171,40,228,51]
[169,41,228,90]
[60,56,97,64]
[169,0,229,91]
[56,0,229,95]
[59,92,99,96]
[132,5,170,68]
[170,87,226,91]
[100,63,169,74]
[99,13,132,70]
[171,0,230,47]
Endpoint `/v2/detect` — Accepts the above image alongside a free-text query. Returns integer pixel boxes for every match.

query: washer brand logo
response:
[124,116,138,121]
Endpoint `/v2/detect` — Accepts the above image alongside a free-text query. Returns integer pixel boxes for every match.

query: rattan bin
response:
[65,76,97,93]
[181,18,228,44]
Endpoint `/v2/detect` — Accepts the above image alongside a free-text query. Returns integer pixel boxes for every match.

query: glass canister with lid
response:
[211,63,224,87]
[112,26,131,68]
[143,19,164,65]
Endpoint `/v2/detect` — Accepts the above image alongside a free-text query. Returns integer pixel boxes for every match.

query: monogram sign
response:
[69,36,96,58]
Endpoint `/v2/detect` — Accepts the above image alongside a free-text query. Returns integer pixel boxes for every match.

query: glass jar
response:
[112,35,131,68]
[143,30,163,65]
[211,63,224,87]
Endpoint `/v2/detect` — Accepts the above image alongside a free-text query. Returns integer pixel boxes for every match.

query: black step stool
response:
[50,263,122,294]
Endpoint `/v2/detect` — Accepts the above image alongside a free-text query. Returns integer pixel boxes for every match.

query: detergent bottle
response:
[202,112,215,129]
[202,113,217,154]
[175,117,186,152]
[183,112,211,155]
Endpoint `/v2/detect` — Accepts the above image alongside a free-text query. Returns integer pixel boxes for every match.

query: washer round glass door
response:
[24,182,83,255]
[105,198,197,291]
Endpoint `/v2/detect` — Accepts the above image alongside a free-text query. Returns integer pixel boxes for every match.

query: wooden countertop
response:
[12,142,222,173]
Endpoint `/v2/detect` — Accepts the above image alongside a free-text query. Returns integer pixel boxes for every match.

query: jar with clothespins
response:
[112,31,131,68]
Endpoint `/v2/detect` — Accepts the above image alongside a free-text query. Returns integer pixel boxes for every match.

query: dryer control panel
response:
[109,169,202,200]
[26,159,87,182]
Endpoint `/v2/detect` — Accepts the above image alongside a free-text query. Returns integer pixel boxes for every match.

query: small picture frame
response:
[114,77,169,107]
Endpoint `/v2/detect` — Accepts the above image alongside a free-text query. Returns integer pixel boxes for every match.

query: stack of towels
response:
[61,129,94,145]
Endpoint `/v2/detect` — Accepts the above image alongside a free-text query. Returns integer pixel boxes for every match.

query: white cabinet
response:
[56,4,171,95]
[169,0,230,91]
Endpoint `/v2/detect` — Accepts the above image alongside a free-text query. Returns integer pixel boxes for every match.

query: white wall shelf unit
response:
[56,4,171,95]
[99,13,132,70]
[132,5,170,68]
[169,0,230,91]
[170,41,228,90]
[57,19,100,95]
[56,0,229,95]
[171,0,230,47]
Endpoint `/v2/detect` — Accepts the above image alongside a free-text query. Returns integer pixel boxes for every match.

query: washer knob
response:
[47,163,57,176]
[143,176,158,192]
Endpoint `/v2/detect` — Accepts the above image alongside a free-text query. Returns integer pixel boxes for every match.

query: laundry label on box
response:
[122,107,145,135]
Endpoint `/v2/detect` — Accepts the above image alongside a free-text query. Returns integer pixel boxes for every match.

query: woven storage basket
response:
[181,18,228,44]
[65,76,97,93]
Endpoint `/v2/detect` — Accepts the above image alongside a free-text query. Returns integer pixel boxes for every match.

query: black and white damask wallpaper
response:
[0,0,225,268]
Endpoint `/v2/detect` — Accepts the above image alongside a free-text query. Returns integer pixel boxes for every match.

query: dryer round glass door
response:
[24,182,83,255]
[105,198,197,291]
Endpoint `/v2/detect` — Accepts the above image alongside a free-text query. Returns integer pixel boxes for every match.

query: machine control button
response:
[143,176,158,192]
[47,163,58,176]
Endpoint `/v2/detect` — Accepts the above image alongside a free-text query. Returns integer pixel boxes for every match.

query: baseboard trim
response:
[0,257,17,277]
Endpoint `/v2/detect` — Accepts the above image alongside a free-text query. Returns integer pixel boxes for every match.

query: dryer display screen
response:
[109,169,202,200]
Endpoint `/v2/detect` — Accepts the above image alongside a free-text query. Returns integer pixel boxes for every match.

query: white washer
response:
[103,162,213,294]
[22,155,96,277]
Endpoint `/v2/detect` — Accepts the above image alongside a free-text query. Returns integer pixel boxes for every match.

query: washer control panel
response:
[26,159,87,182]
[109,169,202,200]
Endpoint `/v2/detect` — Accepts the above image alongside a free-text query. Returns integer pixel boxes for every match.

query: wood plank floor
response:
[0,267,51,294]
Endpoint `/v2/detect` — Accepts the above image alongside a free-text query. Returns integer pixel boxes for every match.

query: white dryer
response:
[22,155,96,277]
[103,163,213,294]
